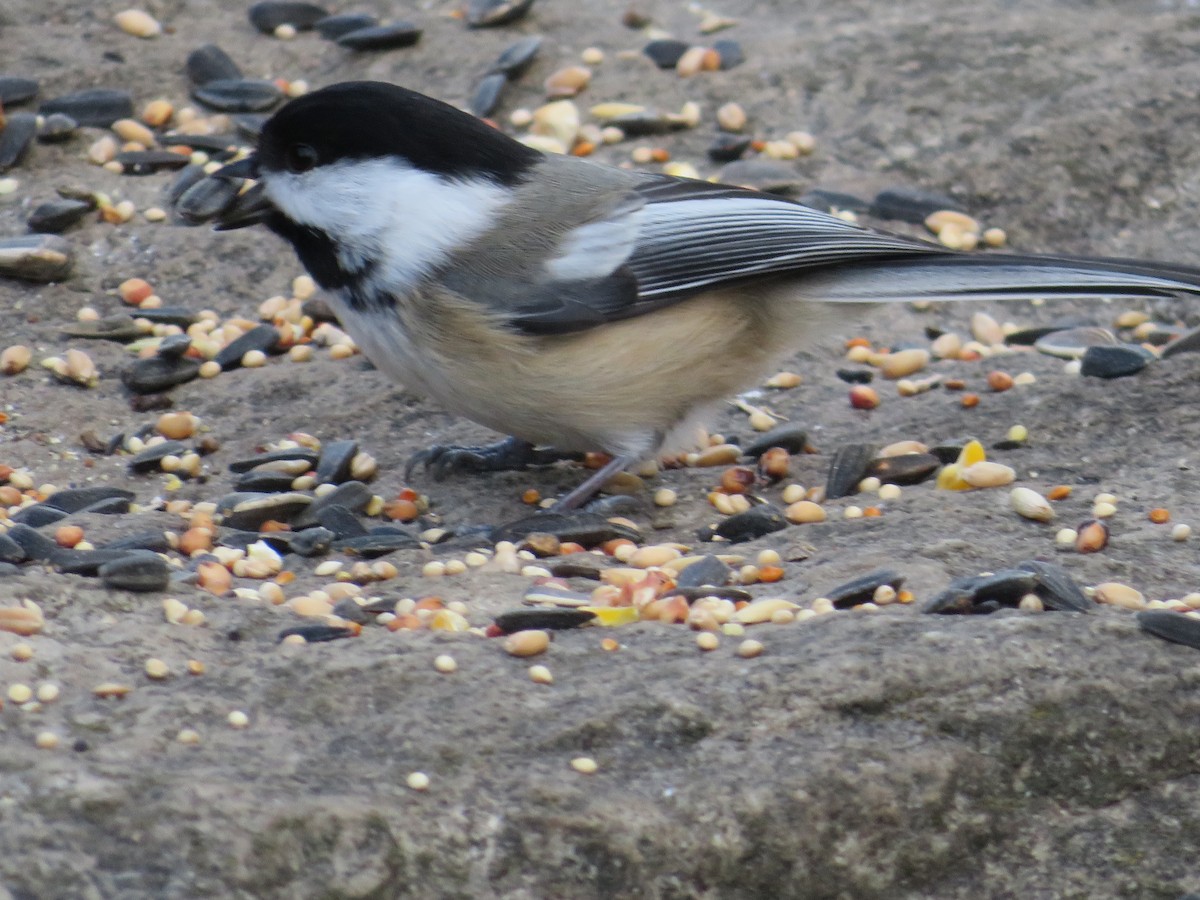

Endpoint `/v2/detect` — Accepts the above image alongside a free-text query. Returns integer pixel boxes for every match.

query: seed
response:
[970,311,1004,346]
[504,629,550,657]
[734,598,798,624]
[878,483,902,501]
[857,476,882,494]
[544,66,592,99]
[433,654,458,675]
[766,371,803,389]
[737,638,764,659]
[844,506,864,519]
[930,332,962,359]
[199,360,221,378]
[36,683,60,703]
[987,371,1014,392]
[785,500,826,524]
[274,23,297,39]
[93,682,133,698]
[114,9,161,38]
[716,102,747,132]
[692,443,741,467]
[1172,523,1192,542]
[0,602,44,636]
[112,117,155,146]
[570,756,598,775]
[1018,594,1044,612]
[676,46,707,77]
[960,461,1016,488]
[141,98,173,127]
[1047,485,1072,501]
[878,348,929,379]
[10,643,33,662]
[1055,527,1079,547]
[242,349,267,367]
[35,732,60,751]
[406,771,430,791]
[1,344,31,375]
[7,683,33,704]
[982,227,1007,248]
[1093,501,1118,519]
[1075,520,1109,553]
[55,524,84,548]
[1149,508,1170,524]
[925,209,981,236]
[176,728,201,745]
[653,488,677,507]
[196,560,232,594]
[960,393,980,409]
[157,411,196,440]
[144,658,170,679]
[1094,581,1145,610]
[849,385,880,409]
[528,664,553,684]
[1011,487,1054,522]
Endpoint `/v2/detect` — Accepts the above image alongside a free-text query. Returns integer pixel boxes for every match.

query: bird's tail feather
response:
[808,253,1200,304]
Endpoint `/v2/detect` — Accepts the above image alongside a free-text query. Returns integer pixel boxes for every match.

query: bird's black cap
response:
[256,80,541,185]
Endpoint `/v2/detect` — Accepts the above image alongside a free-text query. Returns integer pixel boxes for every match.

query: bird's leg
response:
[405,436,582,482]
[548,454,635,512]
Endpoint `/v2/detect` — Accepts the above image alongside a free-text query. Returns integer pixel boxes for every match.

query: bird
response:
[204,80,1200,509]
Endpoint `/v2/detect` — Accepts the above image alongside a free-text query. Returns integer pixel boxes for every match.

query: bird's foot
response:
[405,436,581,482]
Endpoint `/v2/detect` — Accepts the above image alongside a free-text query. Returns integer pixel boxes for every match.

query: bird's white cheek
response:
[264,159,510,291]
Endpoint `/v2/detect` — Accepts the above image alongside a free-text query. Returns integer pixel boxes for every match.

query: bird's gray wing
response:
[487,175,945,334]
[470,173,1200,335]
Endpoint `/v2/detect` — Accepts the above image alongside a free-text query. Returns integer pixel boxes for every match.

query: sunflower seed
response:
[99,552,170,592]
[40,89,133,128]
[870,186,964,224]
[825,442,876,500]
[493,607,595,634]
[0,235,73,282]
[469,73,508,118]
[0,76,39,107]
[192,79,282,114]
[643,39,690,69]
[248,1,330,34]
[28,199,92,234]
[1136,610,1200,651]
[708,505,787,543]
[314,13,378,39]
[185,44,243,85]
[826,569,905,608]
[122,357,201,394]
[37,112,78,143]
[1079,344,1152,379]
[336,22,422,51]
[0,112,37,170]
[467,0,535,28]
[490,35,543,78]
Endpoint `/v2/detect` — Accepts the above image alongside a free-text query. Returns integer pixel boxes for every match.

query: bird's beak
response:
[216,154,260,180]
[213,181,274,231]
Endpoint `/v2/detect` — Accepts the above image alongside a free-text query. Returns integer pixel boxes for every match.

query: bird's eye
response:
[284,143,319,174]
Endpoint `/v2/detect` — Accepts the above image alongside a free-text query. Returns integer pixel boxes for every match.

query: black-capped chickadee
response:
[211,80,1200,508]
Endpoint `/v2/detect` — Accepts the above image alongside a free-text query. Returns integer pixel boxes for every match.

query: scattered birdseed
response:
[434,654,457,674]
[145,658,171,679]
[36,683,59,703]
[570,756,598,775]
[176,728,201,745]
[227,710,249,728]
[528,664,553,684]
[737,638,764,659]
[1172,523,1192,542]
[10,642,34,662]
[7,683,33,704]
[406,771,430,791]
[35,732,60,750]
